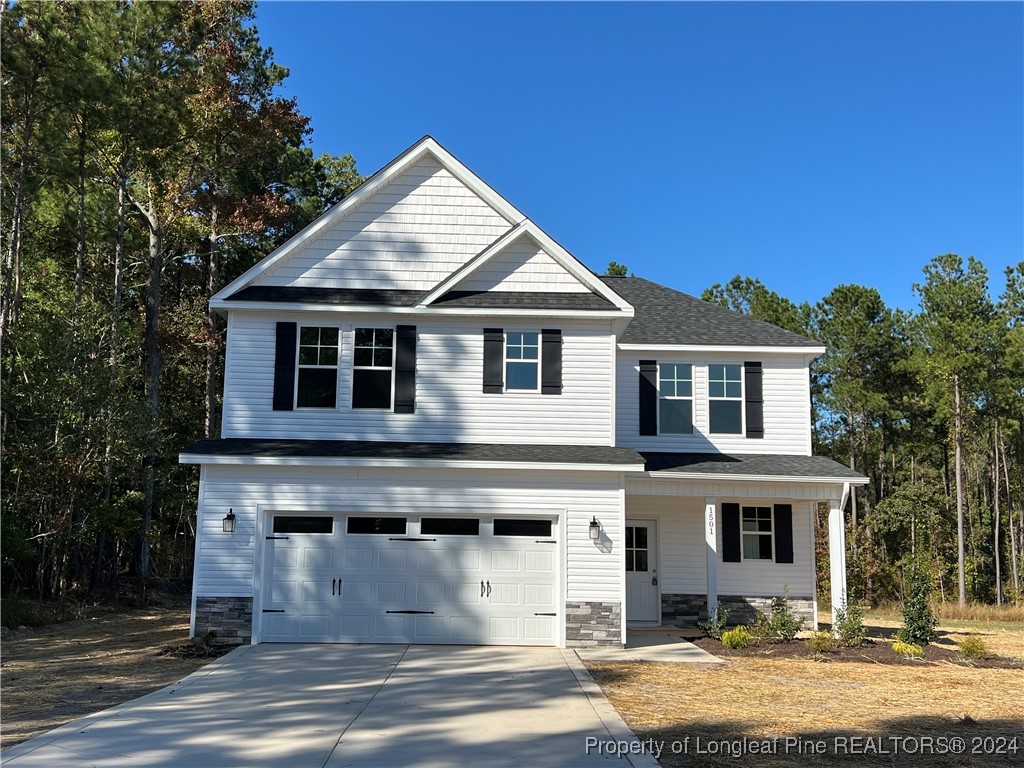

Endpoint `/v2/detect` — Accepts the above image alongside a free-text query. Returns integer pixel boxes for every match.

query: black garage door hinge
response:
[262,609,285,613]
[385,610,435,614]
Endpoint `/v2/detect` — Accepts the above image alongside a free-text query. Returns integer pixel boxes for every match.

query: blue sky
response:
[254,1,1022,311]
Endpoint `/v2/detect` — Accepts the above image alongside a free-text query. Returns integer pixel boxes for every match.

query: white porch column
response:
[705,496,718,620]
[829,483,851,627]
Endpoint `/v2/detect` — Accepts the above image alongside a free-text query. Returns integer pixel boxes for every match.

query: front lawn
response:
[587,619,1024,767]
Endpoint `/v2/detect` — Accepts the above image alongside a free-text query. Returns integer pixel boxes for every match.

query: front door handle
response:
[652,577,658,586]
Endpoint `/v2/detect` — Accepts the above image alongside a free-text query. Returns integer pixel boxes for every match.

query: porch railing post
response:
[705,496,718,621]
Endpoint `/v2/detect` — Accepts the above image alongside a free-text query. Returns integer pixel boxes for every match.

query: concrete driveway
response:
[1,644,652,768]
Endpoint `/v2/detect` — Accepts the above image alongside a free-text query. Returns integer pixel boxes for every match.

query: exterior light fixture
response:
[223,509,236,533]
[589,517,601,541]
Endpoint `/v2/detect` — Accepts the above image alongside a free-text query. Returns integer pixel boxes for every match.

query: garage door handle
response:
[332,578,336,596]
[480,580,485,597]
[385,610,435,614]
[534,613,556,616]
[262,609,285,613]
[486,580,491,597]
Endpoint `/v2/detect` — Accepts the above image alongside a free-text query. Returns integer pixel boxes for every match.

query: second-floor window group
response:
[294,326,394,410]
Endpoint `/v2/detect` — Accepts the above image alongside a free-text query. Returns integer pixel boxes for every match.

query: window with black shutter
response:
[352,328,394,409]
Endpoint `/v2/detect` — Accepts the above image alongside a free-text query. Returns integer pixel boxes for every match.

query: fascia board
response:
[617,343,826,356]
[178,454,644,473]
[640,470,870,485]
[210,298,631,320]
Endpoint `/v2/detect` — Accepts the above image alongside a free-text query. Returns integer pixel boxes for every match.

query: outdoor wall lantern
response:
[589,517,601,541]
[223,509,236,534]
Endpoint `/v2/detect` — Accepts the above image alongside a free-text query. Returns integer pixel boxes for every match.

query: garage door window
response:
[493,519,552,537]
[347,516,407,534]
[421,518,480,536]
[272,516,334,534]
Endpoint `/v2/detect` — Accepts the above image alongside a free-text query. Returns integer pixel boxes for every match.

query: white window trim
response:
[294,325,340,410]
[657,362,694,435]
[350,326,396,411]
[741,505,774,562]
[503,331,541,393]
[708,362,745,435]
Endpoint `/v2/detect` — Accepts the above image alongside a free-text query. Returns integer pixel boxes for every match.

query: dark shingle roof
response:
[432,290,615,310]
[227,286,424,306]
[641,452,867,480]
[600,276,821,347]
[181,438,645,467]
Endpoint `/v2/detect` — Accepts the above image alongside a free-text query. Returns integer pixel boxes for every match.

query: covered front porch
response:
[622,453,869,632]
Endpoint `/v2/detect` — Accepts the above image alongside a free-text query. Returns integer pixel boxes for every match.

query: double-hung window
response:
[505,332,539,391]
[658,363,693,434]
[296,327,339,408]
[742,506,773,560]
[708,363,743,434]
[352,328,394,409]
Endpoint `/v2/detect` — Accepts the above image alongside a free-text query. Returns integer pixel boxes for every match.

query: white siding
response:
[222,312,615,445]
[256,158,513,291]
[195,465,624,605]
[454,237,589,294]
[615,352,813,455]
[625,493,816,599]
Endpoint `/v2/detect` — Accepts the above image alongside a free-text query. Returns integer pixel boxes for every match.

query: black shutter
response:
[272,322,297,411]
[541,329,562,395]
[722,503,741,562]
[774,504,794,563]
[639,360,658,435]
[483,328,504,393]
[744,361,764,439]
[394,325,416,413]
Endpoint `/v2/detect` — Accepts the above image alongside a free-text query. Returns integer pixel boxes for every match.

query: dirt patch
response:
[588,620,1024,767]
[588,658,1024,767]
[0,600,220,750]
[690,636,1023,669]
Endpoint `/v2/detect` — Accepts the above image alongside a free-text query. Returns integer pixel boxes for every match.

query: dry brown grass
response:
[589,658,1024,767]
[0,601,217,749]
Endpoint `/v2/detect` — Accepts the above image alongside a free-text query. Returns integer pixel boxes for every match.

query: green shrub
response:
[892,640,924,658]
[898,563,938,646]
[805,630,834,654]
[748,611,775,644]
[956,633,989,660]
[696,602,729,640]
[832,602,868,647]
[722,626,751,649]
[768,588,805,641]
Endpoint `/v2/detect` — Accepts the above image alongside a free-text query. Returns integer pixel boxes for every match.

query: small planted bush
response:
[722,626,751,649]
[805,630,834,655]
[898,563,938,646]
[769,589,805,642]
[956,633,989,660]
[892,640,924,659]
[696,602,730,640]
[832,602,868,647]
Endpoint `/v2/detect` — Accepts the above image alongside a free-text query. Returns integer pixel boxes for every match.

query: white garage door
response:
[259,514,559,646]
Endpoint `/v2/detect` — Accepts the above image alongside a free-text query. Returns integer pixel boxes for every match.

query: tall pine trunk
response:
[953,372,966,606]
[205,198,219,438]
[138,194,163,578]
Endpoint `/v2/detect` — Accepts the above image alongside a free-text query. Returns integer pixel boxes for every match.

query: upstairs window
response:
[296,327,339,408]
[708,363,743,434]
[352,328,394,409]
[658,363,693,434]
[505,332,539,391]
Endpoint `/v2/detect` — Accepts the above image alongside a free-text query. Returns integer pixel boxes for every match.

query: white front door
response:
[260,513,558,645]
[625,520,659,622]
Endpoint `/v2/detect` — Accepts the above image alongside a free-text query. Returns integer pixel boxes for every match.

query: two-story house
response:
[180,137,867,648]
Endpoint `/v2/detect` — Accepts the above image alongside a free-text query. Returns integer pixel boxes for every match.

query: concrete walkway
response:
[1,644,653,768]
[576,630,723,663]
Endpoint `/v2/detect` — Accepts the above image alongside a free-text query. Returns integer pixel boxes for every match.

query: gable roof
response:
[213,136,527,303]
[641,452,869,483]
[599,276,823,349]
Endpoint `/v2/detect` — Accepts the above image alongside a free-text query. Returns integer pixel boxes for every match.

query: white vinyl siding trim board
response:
[194,465,624,605]
[624,494,816,599]
[454,238,589,294]
[616,352,813,455]
[256,158,513,291]
[221,312,615,445]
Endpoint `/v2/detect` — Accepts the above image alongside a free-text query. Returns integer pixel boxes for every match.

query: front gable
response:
[214,136,633,314]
